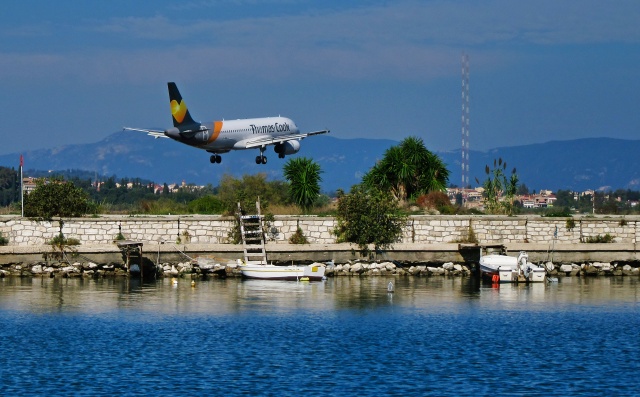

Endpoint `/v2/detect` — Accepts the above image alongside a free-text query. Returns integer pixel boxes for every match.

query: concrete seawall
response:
[1,215,640,265]
[2,214,640,246]
[1,242,640,267]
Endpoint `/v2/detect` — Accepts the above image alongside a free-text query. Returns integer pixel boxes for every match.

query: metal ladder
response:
[237,200,267,264]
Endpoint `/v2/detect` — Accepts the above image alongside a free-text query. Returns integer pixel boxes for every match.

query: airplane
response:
[124,82,329,165]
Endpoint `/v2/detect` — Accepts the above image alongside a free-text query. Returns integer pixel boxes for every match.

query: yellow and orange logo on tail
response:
[171,99,188,123]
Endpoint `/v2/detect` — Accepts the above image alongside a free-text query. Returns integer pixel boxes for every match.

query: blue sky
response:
[1,0,639,157]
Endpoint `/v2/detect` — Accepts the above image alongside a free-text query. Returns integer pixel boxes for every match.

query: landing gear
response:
[255,146,267,165]
[210,155,222,164]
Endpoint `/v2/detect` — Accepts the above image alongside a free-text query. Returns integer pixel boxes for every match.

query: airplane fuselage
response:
[166,116,299,152]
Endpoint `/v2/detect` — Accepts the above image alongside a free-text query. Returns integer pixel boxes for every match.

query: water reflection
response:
[1,276,639,315]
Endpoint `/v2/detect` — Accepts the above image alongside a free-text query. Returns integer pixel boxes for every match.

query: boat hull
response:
[240,263,326,281]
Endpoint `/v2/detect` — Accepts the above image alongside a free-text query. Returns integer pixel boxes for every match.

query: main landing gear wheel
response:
[255,156,268,165]
[210,155,222,164]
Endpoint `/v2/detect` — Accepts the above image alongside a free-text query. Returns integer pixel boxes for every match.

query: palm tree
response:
[283,157,323,213]
[362,136,449,203]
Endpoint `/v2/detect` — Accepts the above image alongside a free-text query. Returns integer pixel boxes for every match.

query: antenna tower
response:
[461,52,470,187]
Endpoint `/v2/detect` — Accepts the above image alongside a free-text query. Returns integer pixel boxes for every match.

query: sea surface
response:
[0,276,639,396]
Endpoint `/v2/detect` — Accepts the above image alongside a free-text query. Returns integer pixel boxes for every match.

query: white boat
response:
[479,246,546,283]
[236,200,325,281]
[239,261,326,281]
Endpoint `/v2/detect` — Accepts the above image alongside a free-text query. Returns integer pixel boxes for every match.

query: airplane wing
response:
[241,129,329,149]
[123,127,168,139]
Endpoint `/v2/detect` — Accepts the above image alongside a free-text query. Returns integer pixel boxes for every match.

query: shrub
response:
[289,227,308,244]
[0,232,8,246]
[416,191,451,211]
[334,186,406,256]
[49,234,81,247]
[544,207,573,217]
[584,234,615,243]
[24,179,93,220]
[566,218,576,231]
[188,195,225,214]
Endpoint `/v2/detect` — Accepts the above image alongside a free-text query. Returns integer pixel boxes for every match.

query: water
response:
[1,276,639,396]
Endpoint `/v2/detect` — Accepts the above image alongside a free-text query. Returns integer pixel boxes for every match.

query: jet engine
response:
[274,140,301,156]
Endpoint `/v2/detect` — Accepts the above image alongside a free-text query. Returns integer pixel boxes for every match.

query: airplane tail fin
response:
[168,82,198,128]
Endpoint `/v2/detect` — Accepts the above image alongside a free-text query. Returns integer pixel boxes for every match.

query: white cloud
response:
[1,0,639,84]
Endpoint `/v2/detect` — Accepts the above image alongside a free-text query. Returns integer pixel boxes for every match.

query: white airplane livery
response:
[125,82,329,164]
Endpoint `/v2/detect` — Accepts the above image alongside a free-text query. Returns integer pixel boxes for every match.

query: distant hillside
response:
[0,133,395,192]
[439,138,640,192]
[1,134,639,193]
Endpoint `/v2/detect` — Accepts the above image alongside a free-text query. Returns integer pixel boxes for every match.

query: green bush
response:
[544,207,573,217]
[0,232,8,246]
[24,179,93,220]
[334,185,406,256]
[289,227,308,244]
[566,218,576,231]
[188,195,225,214]
[584,234,615,243]
[49,234,81,247]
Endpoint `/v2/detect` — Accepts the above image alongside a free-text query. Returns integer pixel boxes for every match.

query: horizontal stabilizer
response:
[123,127,168,138]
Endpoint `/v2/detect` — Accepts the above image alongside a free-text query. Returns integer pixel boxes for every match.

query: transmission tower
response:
[461,52,470,188]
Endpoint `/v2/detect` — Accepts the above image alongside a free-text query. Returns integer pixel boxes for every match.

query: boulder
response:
[61,265,79,273]
[31,265,43,274]
[442,262,454,270]
[560,264,573,273]
[350,263,363,274]
[584,264,599,275]
[382,262,396,271]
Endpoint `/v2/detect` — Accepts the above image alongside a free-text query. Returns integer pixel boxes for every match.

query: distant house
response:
[22,177,38,194]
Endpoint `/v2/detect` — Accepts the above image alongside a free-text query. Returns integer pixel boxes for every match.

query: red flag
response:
[20,154,23,167]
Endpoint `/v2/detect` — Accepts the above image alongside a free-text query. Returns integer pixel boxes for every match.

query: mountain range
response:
[1,132,639,193]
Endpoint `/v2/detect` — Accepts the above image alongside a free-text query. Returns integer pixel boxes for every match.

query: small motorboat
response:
[239,261,326,281]
[479,246,545,283]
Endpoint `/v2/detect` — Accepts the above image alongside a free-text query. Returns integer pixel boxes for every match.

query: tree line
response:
[5,136,640,255]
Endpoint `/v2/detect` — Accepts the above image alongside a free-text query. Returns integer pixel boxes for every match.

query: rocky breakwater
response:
[324,260,473,277]
[2,258,639,279]
[0,259,243,279]
[544,261,640,277]
[1,261,132,278]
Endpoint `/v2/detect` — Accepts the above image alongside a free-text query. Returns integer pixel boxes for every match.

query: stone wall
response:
[0,215,638,247]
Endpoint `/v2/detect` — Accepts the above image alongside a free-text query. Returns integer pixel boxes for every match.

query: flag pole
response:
[20,154,24,217]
